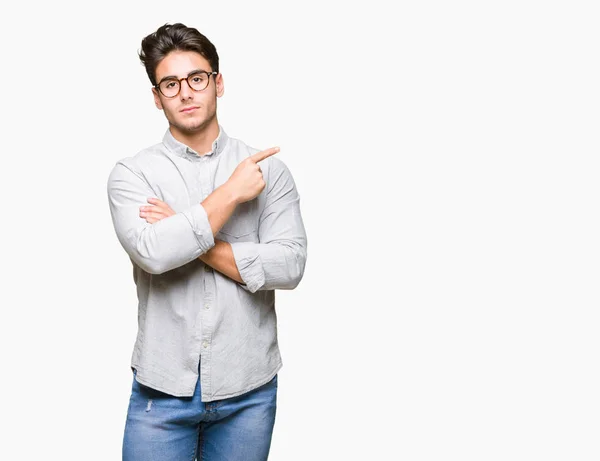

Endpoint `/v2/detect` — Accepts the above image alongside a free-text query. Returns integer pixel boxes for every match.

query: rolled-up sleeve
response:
[230,157,307,293]
[107,161,215,274]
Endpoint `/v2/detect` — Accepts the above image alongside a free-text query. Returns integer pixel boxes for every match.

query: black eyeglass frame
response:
[154,71,218,98]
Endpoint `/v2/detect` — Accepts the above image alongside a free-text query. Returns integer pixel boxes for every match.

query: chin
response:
[187,120,209,132]
[171,117,205,133]
[168,109,215,134]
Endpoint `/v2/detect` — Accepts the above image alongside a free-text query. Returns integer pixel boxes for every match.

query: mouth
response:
[180,106,200,113]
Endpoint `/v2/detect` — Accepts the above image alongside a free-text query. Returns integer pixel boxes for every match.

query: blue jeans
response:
[122,368,278,461]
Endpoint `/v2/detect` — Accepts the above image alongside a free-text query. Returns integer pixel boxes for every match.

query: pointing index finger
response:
[250,147,280,163]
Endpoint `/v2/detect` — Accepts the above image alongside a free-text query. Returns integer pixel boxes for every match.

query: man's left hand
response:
[139,198,175,223]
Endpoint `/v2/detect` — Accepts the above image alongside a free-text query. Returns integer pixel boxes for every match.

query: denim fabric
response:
[123,368,278,461]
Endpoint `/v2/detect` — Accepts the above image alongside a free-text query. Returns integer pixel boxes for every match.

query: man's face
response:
[153,50,224,135]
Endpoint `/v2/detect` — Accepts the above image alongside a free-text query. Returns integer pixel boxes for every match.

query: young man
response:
[106,23,307,461]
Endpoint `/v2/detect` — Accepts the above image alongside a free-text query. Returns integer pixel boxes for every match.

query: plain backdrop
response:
[1,1,599,460]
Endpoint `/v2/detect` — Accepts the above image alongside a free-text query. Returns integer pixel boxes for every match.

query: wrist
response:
[220,181,241,205]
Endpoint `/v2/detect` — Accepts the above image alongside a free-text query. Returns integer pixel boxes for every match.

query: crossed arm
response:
[110,156,307,292]
[140,197,244,283]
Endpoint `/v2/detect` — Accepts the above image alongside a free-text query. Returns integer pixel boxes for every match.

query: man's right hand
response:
[226,147,280,204]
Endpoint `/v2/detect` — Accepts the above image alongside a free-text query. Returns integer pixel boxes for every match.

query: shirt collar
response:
[162,125,229,160]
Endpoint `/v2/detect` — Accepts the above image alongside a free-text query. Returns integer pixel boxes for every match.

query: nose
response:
[179,78,193,100]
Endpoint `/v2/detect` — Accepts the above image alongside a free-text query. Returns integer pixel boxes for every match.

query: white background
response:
[1,1,599,459]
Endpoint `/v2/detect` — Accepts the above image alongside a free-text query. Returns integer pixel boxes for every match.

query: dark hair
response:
[139,23,219,86]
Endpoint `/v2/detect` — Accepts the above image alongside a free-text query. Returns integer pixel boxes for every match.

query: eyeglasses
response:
[155,71,218,98]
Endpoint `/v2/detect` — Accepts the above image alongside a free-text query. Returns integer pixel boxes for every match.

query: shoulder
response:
[107,142,166,181]
[228,136,292,177]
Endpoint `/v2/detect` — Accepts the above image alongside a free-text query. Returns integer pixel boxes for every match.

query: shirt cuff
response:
[230,242,265,293]
[181,203,215,254]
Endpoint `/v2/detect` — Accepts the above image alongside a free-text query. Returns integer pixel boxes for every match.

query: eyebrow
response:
[157,69,211,84]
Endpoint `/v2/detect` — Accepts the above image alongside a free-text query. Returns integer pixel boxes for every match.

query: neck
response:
[170,117,220,155]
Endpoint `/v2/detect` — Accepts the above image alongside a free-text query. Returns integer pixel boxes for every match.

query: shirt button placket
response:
[199,153,215,400]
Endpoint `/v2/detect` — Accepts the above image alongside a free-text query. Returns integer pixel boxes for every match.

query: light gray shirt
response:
[106,126,307,400]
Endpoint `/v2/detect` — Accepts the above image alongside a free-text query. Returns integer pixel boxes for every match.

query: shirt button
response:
[204,304,210,310]
[203,340,209,348]
[204,265,212,272]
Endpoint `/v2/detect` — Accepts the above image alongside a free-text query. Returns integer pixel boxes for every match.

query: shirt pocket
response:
[217,200,259,242]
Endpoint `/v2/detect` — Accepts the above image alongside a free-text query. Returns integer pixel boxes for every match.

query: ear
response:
[215,73,225,98]
[152,87,163,110]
